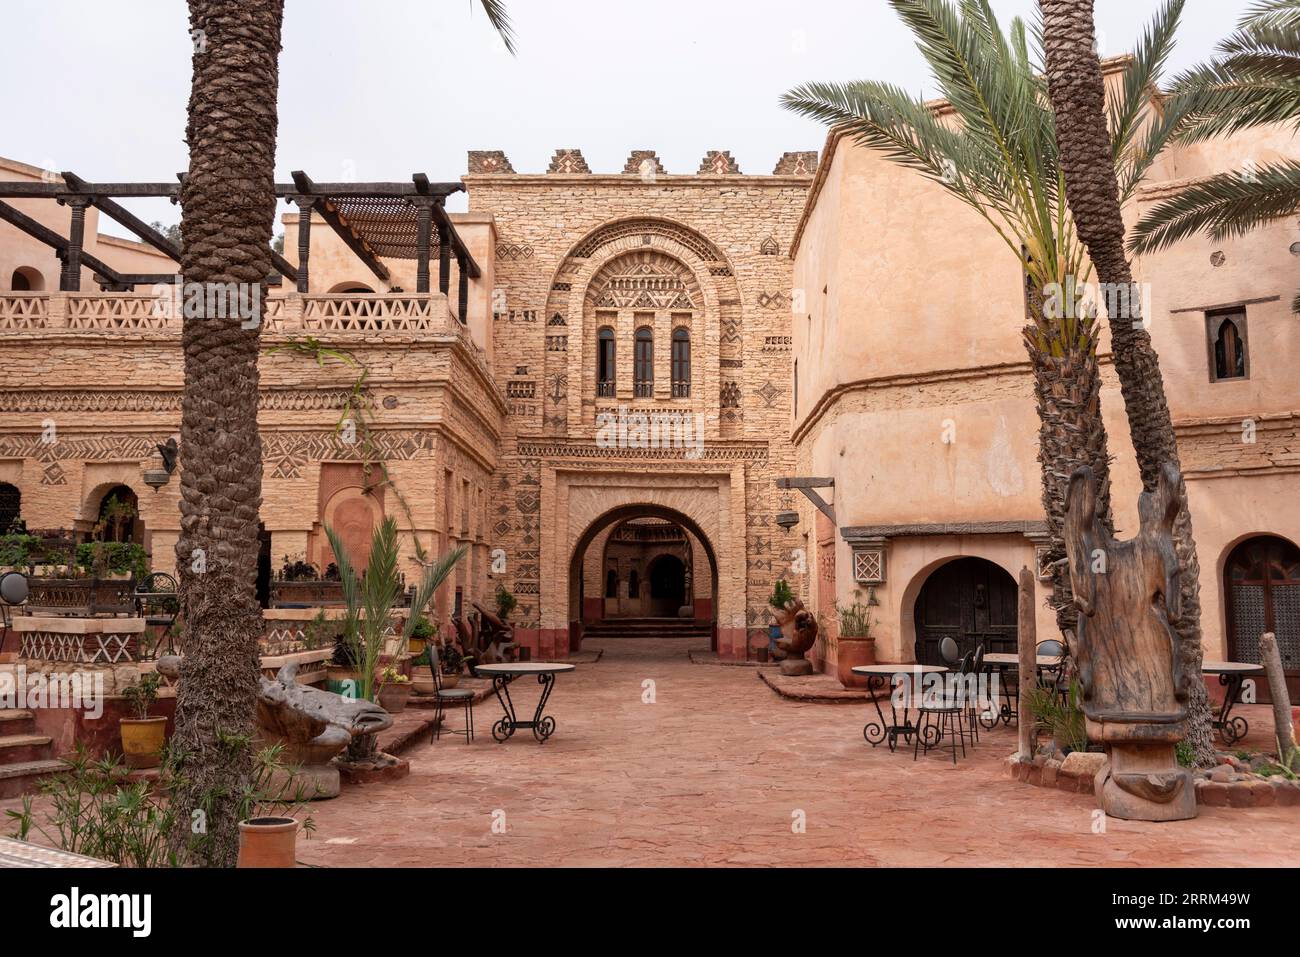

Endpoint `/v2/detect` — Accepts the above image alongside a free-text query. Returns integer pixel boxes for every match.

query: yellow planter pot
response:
[119,716,167,769]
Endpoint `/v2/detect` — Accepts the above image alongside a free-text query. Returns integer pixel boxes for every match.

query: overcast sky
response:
[1,0,1253,237]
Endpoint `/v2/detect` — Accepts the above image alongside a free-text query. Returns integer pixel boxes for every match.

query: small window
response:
[634,326,654,398]
[597,326,616,397]
[1208,311,1248,382]
[671,327,691,397]
[605,569,618,599]
[628,569,640,598]
[0,482,20,532]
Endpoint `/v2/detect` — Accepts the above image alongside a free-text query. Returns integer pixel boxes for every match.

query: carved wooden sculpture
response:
[1064,463,1197,821]
[472,600,518,664]
[157,655,392,799]
[775,598,817,676]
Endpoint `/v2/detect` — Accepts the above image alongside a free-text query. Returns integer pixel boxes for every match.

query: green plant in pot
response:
[1025,677,1088,757]
[377,666,411,714]
[834,589,877,689]
[120,672,167,769]
[768,579,799,646]
[408,615,435,656]
[439,638,466,689]
[326,517,465,760]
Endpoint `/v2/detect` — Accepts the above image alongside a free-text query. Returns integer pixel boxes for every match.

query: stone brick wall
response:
[466,150,814,656]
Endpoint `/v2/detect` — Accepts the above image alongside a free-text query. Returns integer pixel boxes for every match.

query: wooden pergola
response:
[0,171,481,318]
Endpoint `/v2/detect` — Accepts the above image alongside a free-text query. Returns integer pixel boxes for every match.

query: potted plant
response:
[377,666,411,713]
[120,672,166,769]
[439,638,466,689]
[409,646,436,695]
[495,584,517,622]
[834,590,877,688]
[326,634,361,697]
[326,517,465,760]
[768,579,798,645]
[408,615,435,656]
[236,743,318,869]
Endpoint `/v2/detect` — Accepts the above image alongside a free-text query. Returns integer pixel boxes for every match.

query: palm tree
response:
[782,0,1188,639]
[171,0,514,867]
[1037,0,1222,765]
[1130,0,1300,313]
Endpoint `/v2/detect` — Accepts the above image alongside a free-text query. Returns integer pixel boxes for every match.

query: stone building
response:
[0,67,1296,677]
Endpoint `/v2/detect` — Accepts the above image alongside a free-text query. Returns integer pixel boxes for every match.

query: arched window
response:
[1225,535,1300,672]
[0,483,20,532]
[94,485,139,544]
[597,326,616,397]
[671,327,691,397]
[605,568,618,599]
[10,267,43,292]
[1209,311,1248,381]
[634,326,654,397]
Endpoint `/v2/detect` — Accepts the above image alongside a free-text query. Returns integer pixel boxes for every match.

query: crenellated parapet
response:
[465,148,818,177]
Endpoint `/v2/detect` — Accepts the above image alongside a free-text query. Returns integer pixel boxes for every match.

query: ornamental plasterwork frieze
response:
[515,438,768,463]
[0,389,370,414]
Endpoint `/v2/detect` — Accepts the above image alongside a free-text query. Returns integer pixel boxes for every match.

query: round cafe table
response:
[981,652,1066,726]
[473,662,577,743]
[1202,661,1264,746]
[851,664,949,752]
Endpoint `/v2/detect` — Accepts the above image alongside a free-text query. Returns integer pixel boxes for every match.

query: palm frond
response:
[1109,0,1185,163]
[403,545,467,642]
[475,0,516,54]
[1166,0,1300,140]
[1129,159,1300,254]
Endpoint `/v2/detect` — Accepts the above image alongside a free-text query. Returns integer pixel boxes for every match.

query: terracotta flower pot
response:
[836,637,877,689]
[408,637,427,656]
[237,817,300,868]
[119,716,167,769]
[378,683,412,714]
[440,672,461,689]
[410,674,436,695]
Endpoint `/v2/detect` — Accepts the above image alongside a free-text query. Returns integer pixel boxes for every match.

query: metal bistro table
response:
[852,664,949,752]
[981,652,1065,727]
[1202,661,1265,746]
[474,662,577,743]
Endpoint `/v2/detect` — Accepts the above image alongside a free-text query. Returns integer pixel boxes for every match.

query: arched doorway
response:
[913,557,1018,665]
[10,266,44,291]
[0,482,20,532]
[1225,535,1300,675]
[647,553,686,617]
[93,485,141,544]
[568,503,719,652]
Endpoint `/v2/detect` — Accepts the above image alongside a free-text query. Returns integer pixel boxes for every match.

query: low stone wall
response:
[1005,752,1300,808]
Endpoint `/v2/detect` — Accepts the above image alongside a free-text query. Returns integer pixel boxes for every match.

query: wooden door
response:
[914,557,1018,665]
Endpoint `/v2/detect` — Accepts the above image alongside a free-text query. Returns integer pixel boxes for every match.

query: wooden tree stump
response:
[1017,567,1036,760]
[1064,463,1197,821]
[1260,632,1297,761]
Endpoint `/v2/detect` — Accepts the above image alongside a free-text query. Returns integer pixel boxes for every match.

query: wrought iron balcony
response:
[633,380,654,398]
[596,380,616,398]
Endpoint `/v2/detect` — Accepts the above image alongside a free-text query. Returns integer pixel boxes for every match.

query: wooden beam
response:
[59,198,90,291]
[775,477,835,489]
[61,171,181,261]
[457,251,469,323]
[414,196,433,294]
[294,200,311,294]
[0,198,129,289]
[0,180,462,200]
[292,170,390,283]
[432,202,480,279]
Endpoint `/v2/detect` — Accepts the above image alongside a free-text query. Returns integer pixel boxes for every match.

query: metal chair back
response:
[938,635,961,666]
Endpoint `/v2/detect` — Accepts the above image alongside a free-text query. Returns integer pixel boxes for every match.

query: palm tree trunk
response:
[170,0,284,866]
[1039,0,1217,767]
[1024,280,1114,642]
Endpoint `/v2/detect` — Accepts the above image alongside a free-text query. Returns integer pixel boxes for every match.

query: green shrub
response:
[75,541,148,580]
[768,579,795,610]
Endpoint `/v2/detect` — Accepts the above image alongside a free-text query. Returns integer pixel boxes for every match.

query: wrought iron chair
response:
[1036,638,1070,702]
[938,635,962,667]
[915,650,972,765]
[429,642,476,744]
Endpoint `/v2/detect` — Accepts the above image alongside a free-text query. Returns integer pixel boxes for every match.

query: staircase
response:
[0,709,62,800]
[582,617,712,641]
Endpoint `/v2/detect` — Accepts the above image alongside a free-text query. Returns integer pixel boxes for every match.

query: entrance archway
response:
[647,553,687,617]
[1224,535,1300,675]
[568,503,719,650]
[913,557,1018,665]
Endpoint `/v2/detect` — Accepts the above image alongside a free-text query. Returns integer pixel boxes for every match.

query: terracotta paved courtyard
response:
[298,638,1300,868]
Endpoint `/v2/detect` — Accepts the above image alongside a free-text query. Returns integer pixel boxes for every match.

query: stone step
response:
[0,733,54,765]
[0,710,36,735]
[0,759,66,800]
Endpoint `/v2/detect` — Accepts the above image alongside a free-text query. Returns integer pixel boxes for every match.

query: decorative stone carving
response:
[155,655,393,799]
[1064,463,1197,822]
[773,151,819,175]
[468,150,515,174]
[698,150,741,174]
[623,151,666,176]
[773,598,817,676]
[547,149,591,174]
[852,545,886,585]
